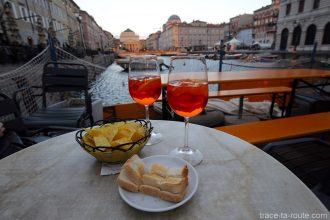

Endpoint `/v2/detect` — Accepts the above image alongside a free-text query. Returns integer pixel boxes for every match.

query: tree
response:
[2,2,22,46]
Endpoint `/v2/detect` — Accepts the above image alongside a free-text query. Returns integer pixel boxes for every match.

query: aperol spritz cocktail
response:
[128,57,162,145]
[129,75,161,106]
[167,56,208,166]
[167,79,208,117]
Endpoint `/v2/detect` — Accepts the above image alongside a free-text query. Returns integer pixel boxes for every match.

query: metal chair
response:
[14,62,94,129]
[264,137,330,209]
[0,93,76,159]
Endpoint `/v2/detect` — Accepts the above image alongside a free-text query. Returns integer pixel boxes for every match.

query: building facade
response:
[146,31,160,51]
[119,28,140,52]
[0,0,81,47]
[159,15,224,51]
[80,10,99,50]
[229,14,254,38]
[139,39,146,51]
[104,31,115,52]
[222,23,230,42]
[275,0,330,51]
[0,0,114,52]
[253,0,280,48]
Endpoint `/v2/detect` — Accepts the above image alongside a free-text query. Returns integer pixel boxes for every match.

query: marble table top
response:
[0,120,328,220]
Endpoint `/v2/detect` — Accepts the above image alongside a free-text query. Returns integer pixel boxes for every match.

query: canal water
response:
[90,57,248,107]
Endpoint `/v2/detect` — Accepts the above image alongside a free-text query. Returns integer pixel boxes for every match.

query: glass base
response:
[169,147,203,166]
[146,131,162,145]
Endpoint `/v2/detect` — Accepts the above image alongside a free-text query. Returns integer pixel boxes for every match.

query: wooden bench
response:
[211,86,292,118]
[215,112,330,145]
[160,86,292,118]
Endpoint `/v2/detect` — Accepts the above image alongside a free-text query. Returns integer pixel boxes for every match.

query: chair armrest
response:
[13,86,42,102]
[44,126,78,132]
[263,137,330,152]
[28,126,77,135]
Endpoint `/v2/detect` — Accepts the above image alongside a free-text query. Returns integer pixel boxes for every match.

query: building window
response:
[280,28,289,50]
[322,22,330,44]
[305,24,316,45]
[298,0,305,13]
[292,26,302,47]
[19,6,28,21]
[313,0,320,9]
[286,3,291,15]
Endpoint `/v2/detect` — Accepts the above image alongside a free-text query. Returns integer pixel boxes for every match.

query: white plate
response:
[118,155,199,212]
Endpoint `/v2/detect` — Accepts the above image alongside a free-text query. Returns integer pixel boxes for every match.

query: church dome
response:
[167,15,181,23]
[124,28,133,32]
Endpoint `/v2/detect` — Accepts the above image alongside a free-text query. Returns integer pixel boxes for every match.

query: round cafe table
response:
[0,120,328,220]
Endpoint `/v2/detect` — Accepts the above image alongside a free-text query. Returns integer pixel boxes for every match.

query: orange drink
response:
[129,75,161,105]
[167,79,208,117]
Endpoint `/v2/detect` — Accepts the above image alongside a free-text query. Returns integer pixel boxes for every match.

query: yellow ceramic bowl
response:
[75,119,152,163]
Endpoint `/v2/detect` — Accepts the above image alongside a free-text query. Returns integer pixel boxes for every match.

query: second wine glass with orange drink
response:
[167,56,209,166]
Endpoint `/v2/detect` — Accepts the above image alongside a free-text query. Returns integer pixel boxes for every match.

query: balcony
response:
[266,26,276,33]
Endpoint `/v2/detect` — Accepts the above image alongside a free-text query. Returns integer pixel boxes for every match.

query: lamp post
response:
[75,13,86,56]
[48,21,58,63]
[36,15,46,49]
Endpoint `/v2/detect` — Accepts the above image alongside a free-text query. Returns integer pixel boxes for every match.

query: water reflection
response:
[90,57,231,106]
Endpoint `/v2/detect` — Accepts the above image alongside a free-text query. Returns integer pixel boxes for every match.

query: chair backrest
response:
[42,62,94,124]
[42,62,89,92]
[0,93,28,136]
[42,62,89,107]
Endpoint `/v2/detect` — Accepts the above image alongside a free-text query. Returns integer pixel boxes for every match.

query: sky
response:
[74,0,272,39]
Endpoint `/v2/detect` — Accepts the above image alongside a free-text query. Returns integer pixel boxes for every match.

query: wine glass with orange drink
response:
[128,56,162,145]
[167,56,208,166]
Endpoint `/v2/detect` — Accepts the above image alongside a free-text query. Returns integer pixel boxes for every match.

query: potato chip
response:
[93,136,110,147]
[131,129,144,142]
[112,121,126,129]
[103,126,118,143]
[111,137,131,147]
[84,127,104,137]
[125,122,142,130]
[82,134,95,147]
[137,127,146,135]
[82,121,147,150]
[113,126,136,141]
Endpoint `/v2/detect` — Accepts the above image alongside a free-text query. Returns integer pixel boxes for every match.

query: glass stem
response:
[145,105,149,122]
[184,117,189,149]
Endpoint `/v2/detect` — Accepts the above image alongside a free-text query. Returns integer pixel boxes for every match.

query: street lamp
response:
[75,12,86,55]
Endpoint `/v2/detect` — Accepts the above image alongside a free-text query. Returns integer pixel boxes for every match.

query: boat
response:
[115,56,170,72]
[224,54,243,60]
[259,55,279,63]
[115,58,130,72]
[321,58,330,67]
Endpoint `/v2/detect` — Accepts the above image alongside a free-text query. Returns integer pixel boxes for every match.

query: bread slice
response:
[159,189,186,203]
[142,173,163,189]
[167,165,188,178]
[123,154,145,185]
[118,155,189,203]
[142,172,188,194]
[161,176,188,194]
[140,184,187,203]
[147,163,168,177]
[139,184,160,197]
[117,168,139,192]
[146,163,188,178]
